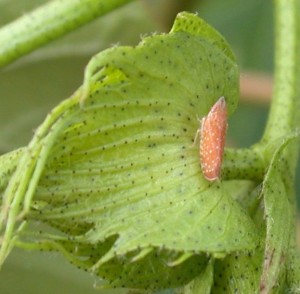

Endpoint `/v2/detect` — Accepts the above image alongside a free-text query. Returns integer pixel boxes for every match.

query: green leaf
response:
[0,148,23,192]
[177,259,214,294]
[170,11,236,62]
[286,246,300,292]
[212,250,263,293]
[1,12,254,290]
[209,180,265,293]
[259,134,300,293]
[81,12,239,115]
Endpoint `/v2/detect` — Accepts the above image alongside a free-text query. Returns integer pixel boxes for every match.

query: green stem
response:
[222,147,267,182]
[262,0,300,145]
[0,0,134,68]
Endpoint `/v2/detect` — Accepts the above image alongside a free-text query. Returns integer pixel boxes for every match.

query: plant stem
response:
[222,147,266,182]
[262,0,300,145]
[0,0,134,68]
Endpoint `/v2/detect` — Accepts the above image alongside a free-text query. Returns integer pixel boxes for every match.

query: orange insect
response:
[198,96,227,181]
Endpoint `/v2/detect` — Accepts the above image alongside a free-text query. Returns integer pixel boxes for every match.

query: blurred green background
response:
[0,0,298,293]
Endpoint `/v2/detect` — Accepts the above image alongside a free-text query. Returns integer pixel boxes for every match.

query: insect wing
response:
[199,97,227,181]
